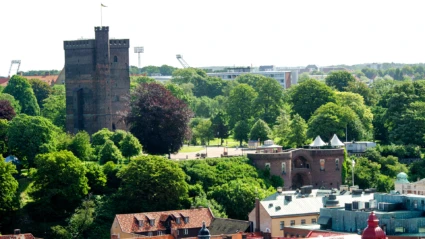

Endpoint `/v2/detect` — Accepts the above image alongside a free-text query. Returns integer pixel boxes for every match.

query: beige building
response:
[248,187,374,238]
[394,172,425,195]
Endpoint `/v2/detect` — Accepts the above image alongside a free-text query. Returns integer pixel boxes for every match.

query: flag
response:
[101,3,107,7]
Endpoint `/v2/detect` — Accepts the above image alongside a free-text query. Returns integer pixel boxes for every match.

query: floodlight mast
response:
[8,60,21,77]
[134,47,144,72]
[176,54,190,68]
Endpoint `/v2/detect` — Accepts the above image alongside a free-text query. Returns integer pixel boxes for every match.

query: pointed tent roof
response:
[310,136,326,147]
[330,134,344,147]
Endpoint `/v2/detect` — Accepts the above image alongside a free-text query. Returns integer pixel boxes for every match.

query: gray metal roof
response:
[262,193,374,217]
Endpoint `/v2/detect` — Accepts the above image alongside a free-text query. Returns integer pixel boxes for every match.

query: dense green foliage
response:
[0,157,18,213]
[7,114,59,167]
[290,79,336,121]
[3,75,40,115]
[325,71,356,91]
[30,151,89,220]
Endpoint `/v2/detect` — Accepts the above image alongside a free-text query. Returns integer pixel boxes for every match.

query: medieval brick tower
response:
[64,26,130,135]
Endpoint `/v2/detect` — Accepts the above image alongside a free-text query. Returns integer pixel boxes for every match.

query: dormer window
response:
[176,218,181,224]
[150,219,155,226]
[138,220,143,227]
[184,217,189,224]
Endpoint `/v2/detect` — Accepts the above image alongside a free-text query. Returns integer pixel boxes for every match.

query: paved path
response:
[170,146,254,160]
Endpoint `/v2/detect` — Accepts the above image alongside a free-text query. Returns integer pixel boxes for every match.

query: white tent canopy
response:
[309,136,327,147]
[330,134,344,147]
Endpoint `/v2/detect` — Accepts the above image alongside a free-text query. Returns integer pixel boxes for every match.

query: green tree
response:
[345,81,378,106]
[194,119,214,145]
[208,179,272,220]
[51,199,96,239]
[288,114,308,147]
[41,86,66,129]
[30,150,89,220]
[298,72,310,83]
[0,93,21,113]
[3,75,40,115]
[325,71,356,91]
[211,111,230,145]
[29,78,52,108]
[307,102,365,142]
[98,140,124,165]
[0,119,9,155]
[117,155,189,213]
[0,157,18,213]
[336,91,373,138]
[110,130,127,148]
[255,77,284,125]
[84,164,107,194]
[249,119,272,143]
[91,128,114,154]
[165,82,192,104]
[273,109,292,146]
[226,84,258,127]
[290,79,336,121]
[68,131,92,161]
[120,133,142,158]
[235,74,267,88]
[159,64,177,76]
[233,120,250,146]
[7,114,58,167]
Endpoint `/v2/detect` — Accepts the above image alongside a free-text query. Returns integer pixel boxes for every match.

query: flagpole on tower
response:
[101,3,107,27]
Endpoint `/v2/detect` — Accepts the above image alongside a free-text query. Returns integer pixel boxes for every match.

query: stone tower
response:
[64,26,130,135]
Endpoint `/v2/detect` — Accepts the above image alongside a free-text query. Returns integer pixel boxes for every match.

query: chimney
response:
[14,229,21,235]
[255,198,260,232]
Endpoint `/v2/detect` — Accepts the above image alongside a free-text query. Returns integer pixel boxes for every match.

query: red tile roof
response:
[24,75,59,86]
[0,233,36,239]
[0,77,8,86]
[115,208,214,233]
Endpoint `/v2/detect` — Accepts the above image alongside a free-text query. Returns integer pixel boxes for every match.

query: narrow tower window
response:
[114,56,118,62]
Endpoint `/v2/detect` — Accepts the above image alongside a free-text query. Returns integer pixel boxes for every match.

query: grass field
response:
[179,146,204,153]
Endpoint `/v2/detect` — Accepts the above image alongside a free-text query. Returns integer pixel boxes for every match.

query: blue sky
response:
[1,0,425,76]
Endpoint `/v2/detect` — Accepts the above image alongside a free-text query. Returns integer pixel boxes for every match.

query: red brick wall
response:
[248,149,344,190]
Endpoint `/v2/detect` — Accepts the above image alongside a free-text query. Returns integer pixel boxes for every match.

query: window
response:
[312,219,317,224]
[138,220,143,227]
[114,56,118,62]
[320,159,325,171]
[280,221,285,230]
[395,227,405,233]
[184,217,189,223]
[290,220,295,226]
[158,231,163,236]
[301,219,306,225]
[150,219,155,226]
[335,158,339,170]
[265,163,271,169]
[184,229,189,235]
[176,218,181,224]
[419,227,425,233]
[148,232,153,237]
[282,162,286,174]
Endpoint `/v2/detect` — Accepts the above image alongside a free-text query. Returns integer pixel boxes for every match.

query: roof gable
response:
[115,208,213,233]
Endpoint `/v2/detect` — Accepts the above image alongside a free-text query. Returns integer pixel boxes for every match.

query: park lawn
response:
[179,146,204,153]
[207,137,242,147]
